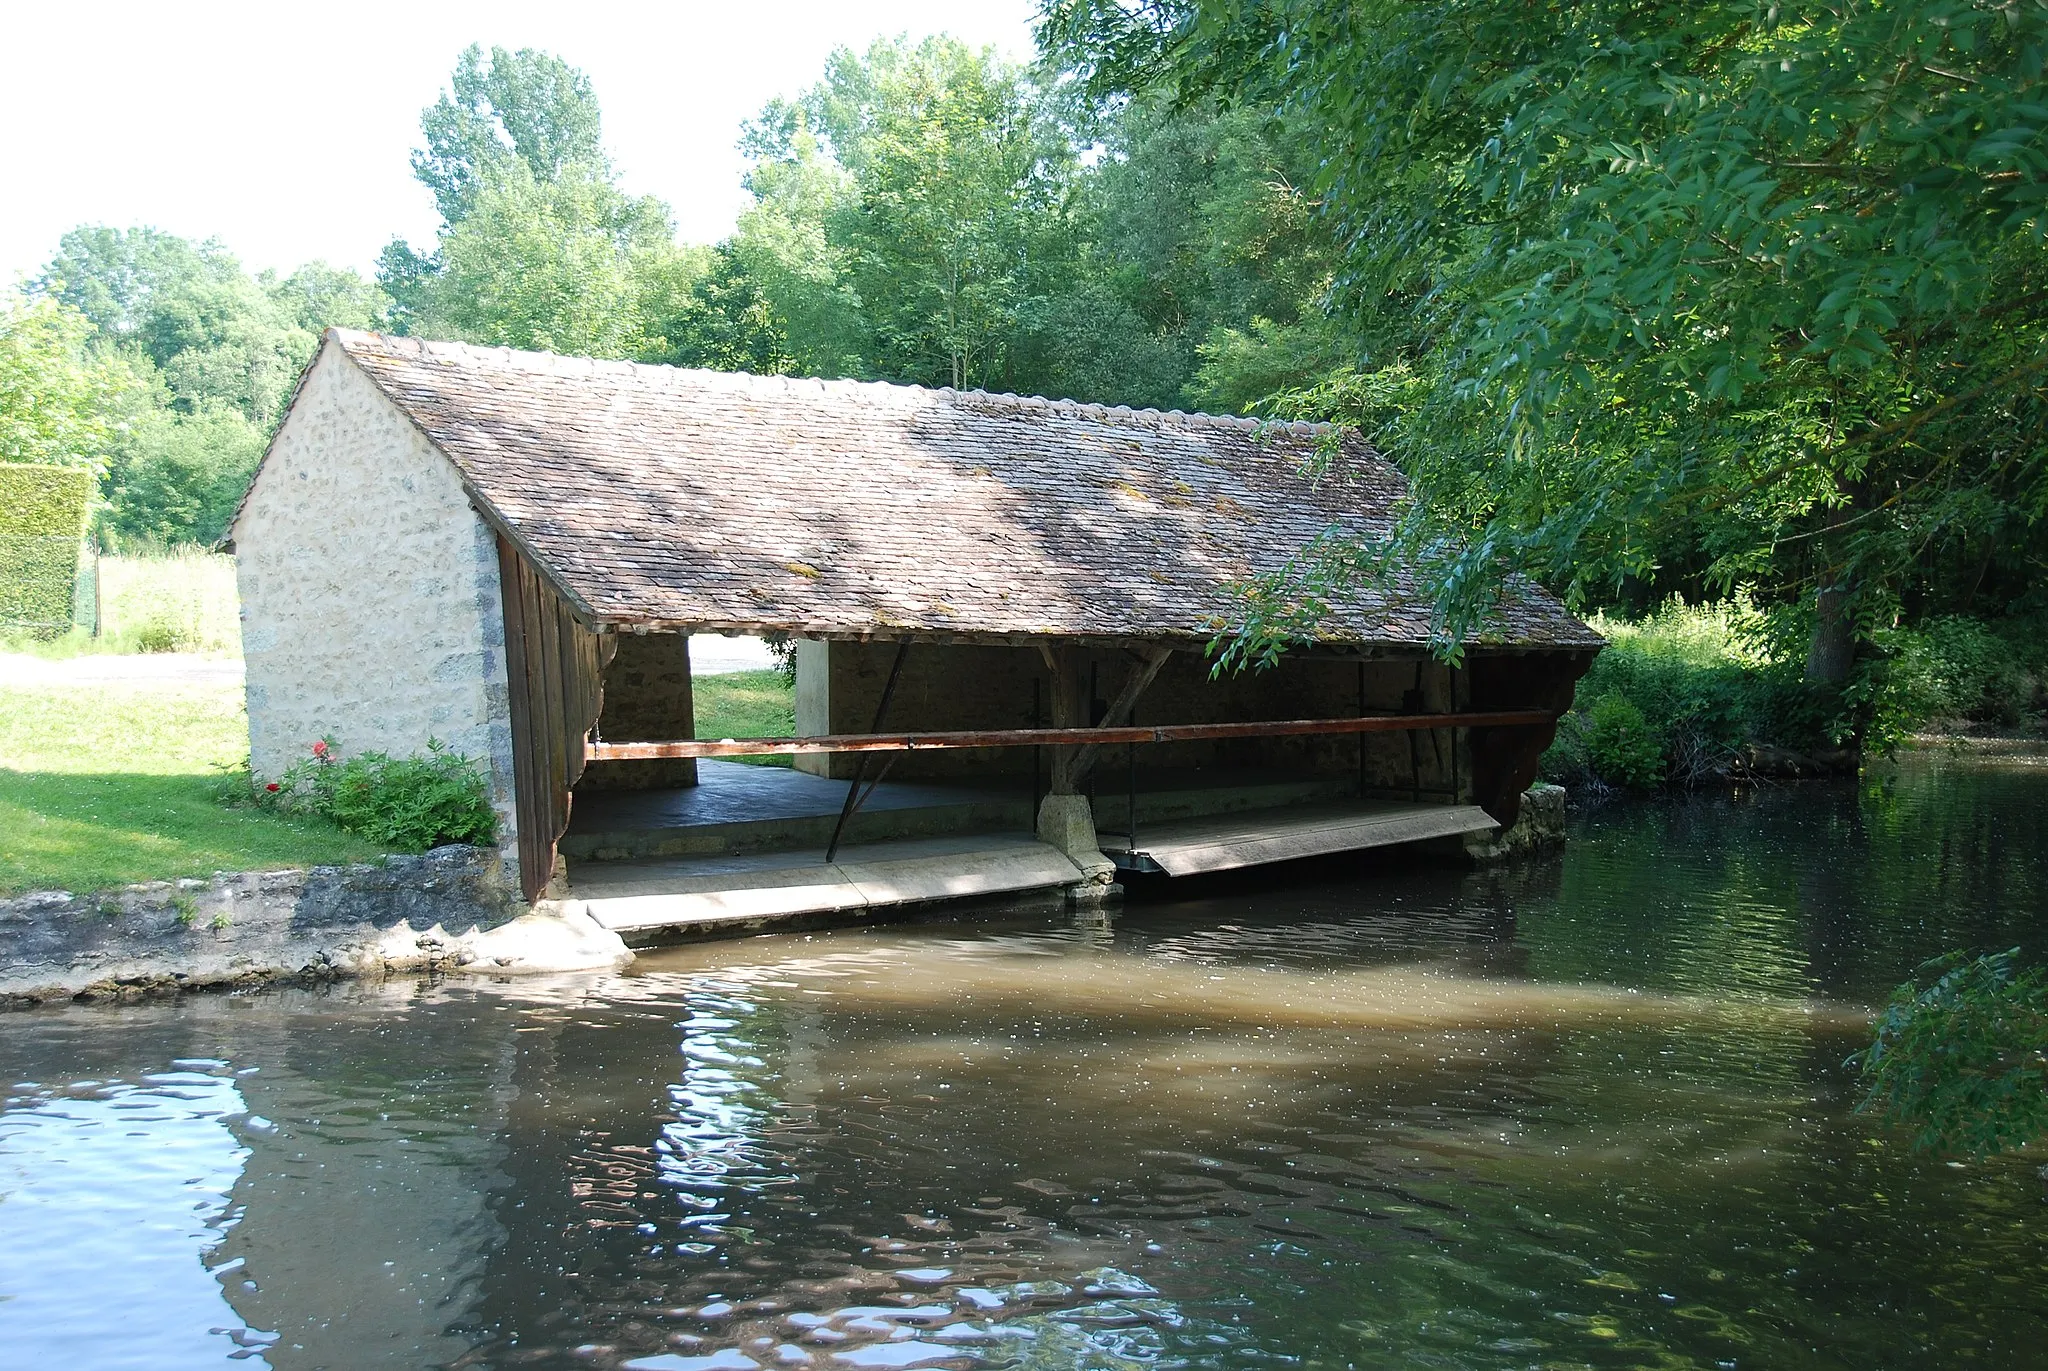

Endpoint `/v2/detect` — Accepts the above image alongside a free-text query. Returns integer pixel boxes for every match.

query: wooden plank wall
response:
[1466,650,1595,828]
[497,536,607,903]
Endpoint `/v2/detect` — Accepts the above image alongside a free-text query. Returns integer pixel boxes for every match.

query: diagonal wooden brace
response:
[1067,645,1174,791]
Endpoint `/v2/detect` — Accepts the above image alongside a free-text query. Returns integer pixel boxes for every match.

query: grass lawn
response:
[0,681,382,896]
[694,669,797,766]
[3,549,239,658]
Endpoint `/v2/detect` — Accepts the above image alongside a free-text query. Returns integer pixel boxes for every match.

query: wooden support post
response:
[1044,646,1088,794]
[1357,660,1368,799]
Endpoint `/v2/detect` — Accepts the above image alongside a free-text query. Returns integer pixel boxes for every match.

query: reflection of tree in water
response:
[1524,755,2048,1005]
[435,926,1866,1369]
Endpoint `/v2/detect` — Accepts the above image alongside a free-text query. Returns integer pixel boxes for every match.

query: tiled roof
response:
[326,330,1601,651]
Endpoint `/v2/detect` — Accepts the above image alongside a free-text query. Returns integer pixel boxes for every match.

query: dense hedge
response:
[0,462,92,632]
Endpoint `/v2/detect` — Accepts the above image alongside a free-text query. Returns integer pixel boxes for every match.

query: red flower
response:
[265,782,281,792]
[311,740,330,758]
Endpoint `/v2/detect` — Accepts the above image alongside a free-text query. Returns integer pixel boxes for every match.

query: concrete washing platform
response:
[568,834,1084,945]
[562,761,1379,863]
[555,763,1531,944]
[562,762,1025,861]
[1101,799,1501,876]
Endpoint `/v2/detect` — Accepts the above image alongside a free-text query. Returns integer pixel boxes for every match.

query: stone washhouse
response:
[227,330,1603,944]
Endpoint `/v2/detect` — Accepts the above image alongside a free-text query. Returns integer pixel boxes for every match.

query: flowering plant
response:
[249,736,496,852]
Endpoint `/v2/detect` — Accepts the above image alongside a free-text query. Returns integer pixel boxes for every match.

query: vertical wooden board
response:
[497,538,547,903]
[562,605,598,789]
[494,537,612,902]
[534,579,568,857]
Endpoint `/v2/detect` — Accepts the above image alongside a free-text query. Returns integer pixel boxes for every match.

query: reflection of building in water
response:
[208,991,524,1370]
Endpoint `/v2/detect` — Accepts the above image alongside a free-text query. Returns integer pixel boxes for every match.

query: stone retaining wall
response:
[1,846,630,1007]
[1463,782,1568,862]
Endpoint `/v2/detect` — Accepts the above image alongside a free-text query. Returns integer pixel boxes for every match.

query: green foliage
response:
[101,402,265,548]
[1048,0,2048,674]
[0,462,93,633]
[834,38,1077,389]
[1540,600,2043,787]
[0,462,92,539]
[1580,693,1665,791]
[1876,616,2043,733]
[1539,600,1837,785]
[0,293,134,474]
[662,42,1339,409]
[412,44,608,227]
[261,738,498,852]
[412,161,687,359]
[389,47,700,364]
[1851,949,2048,1158]
[37,226,326,426]
[30,226,386,547]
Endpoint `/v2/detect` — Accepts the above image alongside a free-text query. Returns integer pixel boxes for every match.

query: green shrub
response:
[1541,600,2043,788]
[1875,616,2039,735]
[1849,949,2048,1158]
[1542,599,1823,786]
[0,462,92,634]
[260,738,497,852]
[1583,692,1665,788]
[134,612,192,654]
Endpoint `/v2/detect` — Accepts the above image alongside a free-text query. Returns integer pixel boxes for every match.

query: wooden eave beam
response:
[585,620,1599,661]
[583,708,1557,761]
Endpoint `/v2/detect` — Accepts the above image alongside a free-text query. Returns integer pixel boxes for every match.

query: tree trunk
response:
[1805,583,1856,685]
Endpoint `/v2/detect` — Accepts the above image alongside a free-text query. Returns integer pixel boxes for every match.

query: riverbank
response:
[2,785,1564,1008]
[1540,599,2047,791]
[0,845,631,1007]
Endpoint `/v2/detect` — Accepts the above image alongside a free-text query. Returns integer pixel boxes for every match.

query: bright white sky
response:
[2,0,1041,287]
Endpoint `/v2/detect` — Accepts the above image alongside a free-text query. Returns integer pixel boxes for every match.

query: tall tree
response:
[390,46,695,362]
[30,228,384,544]
[412,45,608,227]
[741,36,1084,391]
[34,226,332,426]
[1046,0,2048,677]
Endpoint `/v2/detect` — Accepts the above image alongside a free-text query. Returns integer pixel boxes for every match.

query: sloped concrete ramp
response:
[1105,800,1499,877]
[569,835,1083,943]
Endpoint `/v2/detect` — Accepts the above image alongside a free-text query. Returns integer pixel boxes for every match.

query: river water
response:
[5,747,2047,1370]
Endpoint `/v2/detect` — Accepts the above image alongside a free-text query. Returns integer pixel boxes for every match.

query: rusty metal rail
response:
[582,709,1554,761]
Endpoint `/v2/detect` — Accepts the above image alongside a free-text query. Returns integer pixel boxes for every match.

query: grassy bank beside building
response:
[0,667,795,897]
[0,546,793,893]
[0,677,383,895]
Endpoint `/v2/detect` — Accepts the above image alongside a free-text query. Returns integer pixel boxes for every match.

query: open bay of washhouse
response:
[4,746,2047,1370]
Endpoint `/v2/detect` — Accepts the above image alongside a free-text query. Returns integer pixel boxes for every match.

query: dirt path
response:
[0,653,245,688]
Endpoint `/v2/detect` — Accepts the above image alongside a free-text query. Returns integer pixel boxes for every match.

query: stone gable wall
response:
[234,344,518,864]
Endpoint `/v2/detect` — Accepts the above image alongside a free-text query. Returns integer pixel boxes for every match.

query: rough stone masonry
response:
[0,846,631,1007]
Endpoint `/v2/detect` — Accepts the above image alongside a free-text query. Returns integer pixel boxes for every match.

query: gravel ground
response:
[0,653,244,688]
[0,635,775,691]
